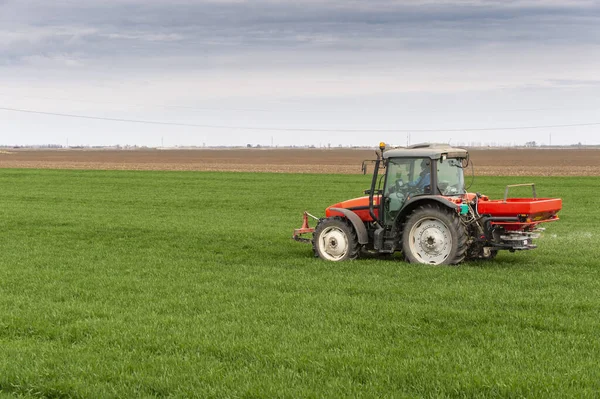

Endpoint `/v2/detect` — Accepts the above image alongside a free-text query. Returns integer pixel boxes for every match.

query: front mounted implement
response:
[293,211,318,243]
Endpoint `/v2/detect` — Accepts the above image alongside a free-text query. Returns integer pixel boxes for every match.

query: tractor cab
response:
[378,144,468,227]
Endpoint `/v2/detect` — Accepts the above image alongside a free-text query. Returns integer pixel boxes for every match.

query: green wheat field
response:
[0,169,598,398]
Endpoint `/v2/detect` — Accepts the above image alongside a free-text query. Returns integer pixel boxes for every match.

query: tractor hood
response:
[325,195,380,222]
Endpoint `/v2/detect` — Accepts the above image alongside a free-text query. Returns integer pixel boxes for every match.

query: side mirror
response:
[361,160,377,175]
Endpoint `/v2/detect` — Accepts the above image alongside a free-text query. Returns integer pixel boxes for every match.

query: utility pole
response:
[549,133,552,147]
[161,136,164,148]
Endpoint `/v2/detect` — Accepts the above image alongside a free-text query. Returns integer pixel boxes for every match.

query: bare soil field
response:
[1,147,599,176]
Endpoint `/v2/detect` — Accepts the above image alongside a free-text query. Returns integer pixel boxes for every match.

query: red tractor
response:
[294,143,561,265]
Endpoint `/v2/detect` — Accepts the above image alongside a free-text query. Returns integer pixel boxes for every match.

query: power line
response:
[1,106,600,133]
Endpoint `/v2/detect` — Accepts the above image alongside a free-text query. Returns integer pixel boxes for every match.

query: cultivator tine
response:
[293,211,317,243]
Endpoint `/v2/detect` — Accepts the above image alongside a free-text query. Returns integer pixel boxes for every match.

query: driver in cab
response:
[387,158,431,197]
[408,159,431,193]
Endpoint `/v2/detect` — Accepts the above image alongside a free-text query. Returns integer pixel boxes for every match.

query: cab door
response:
[382,158,411,226]
[382,157,431,226]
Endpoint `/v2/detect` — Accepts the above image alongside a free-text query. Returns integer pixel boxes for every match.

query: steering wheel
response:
[395,179,405,193]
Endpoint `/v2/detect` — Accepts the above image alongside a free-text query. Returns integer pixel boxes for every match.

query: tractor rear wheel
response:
[313,217,360,261]
[402,204,467,265]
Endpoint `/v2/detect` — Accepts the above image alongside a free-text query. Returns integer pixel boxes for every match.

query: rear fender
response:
[396,196,459,226]
[329,207,369,244]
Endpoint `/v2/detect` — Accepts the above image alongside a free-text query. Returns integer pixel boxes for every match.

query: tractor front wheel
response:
[313,217,360,261]
[402,205,467,265]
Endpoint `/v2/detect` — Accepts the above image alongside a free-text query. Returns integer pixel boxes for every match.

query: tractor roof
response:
[383,143,468,160]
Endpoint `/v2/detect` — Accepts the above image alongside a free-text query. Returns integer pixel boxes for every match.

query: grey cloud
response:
[1,0,599,69]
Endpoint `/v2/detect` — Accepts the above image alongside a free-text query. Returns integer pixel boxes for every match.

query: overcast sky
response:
[1,0,599,147]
